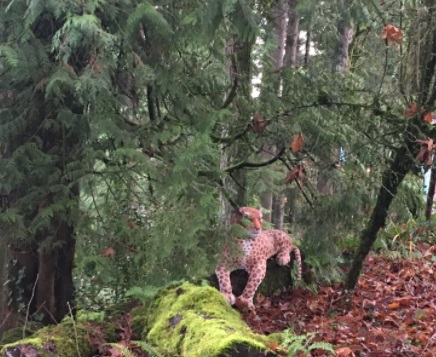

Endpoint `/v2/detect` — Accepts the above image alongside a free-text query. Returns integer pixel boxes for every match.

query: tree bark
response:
[425,166,436,220]
[283,0,299,68]
[260,0,289,224]
[344,144,414,295]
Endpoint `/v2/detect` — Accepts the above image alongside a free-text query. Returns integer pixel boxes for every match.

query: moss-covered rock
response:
[132,283,278,357]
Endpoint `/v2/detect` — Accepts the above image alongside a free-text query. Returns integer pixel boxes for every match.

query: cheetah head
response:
[238,206,263,237]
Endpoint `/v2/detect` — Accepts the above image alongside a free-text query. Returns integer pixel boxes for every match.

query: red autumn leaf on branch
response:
[251,112,267,134]
[284,163,306,187]
[423,111,434,123]
[405,103,435,123]
[405,102,424,118]
[101,247,116,257]
[290,133,304,152]
[382,24,402,45]
[416,138,436,165]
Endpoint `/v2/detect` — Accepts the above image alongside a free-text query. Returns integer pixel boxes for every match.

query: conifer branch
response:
[223,147,285,173]
[221,76,238,109]
[210,124,251,144]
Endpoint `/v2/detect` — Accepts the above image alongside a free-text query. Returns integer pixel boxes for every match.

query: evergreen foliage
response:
[0,0,432,327]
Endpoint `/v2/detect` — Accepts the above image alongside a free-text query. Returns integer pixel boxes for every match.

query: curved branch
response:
[210,124,251,144]
[224,147,285,173]
[221,77,238,109]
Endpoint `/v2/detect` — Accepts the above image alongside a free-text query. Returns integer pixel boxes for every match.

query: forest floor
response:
[241,243,436,357]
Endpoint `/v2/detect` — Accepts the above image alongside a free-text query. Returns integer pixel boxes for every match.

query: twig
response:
[23,274,38,339]
[0,311,12,330]
[67,302,82,357]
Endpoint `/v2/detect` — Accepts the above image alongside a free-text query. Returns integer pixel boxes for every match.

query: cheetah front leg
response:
[236,261,267,310]
[215,264,236,305]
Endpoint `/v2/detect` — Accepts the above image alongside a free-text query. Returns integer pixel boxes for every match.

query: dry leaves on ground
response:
[241,244,436,356]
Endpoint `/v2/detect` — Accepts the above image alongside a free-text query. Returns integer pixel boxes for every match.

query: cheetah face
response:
[238,206,262,237]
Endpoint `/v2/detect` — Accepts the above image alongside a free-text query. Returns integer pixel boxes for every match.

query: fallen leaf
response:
[335,347,356,357]
[387,302,400,309]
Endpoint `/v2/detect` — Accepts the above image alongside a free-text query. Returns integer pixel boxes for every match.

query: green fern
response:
[280,330,335,356]
[132,341,164,357]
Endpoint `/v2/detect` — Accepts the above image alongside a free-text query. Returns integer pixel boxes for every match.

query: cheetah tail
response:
[291,246,302,280]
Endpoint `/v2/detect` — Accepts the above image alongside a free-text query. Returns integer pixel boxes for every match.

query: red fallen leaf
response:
[382,24,402,45]
[252,112,267,134]
[387,302,400,309]
[290,133,304,152]
[335,347,356,357]
[101,247,116,257]
[127,221,136,229]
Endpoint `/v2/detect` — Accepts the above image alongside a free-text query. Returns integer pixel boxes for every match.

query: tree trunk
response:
[332,19,353,74]
[271,194,286,230]
[283,0,299,68]
[425,166,436,220]
[260,0,288,223]
[344,145,413,296]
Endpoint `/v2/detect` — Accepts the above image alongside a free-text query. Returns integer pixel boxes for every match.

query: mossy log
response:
[131,283,278,357]
[0,320,94,357]
[1,284,280,356]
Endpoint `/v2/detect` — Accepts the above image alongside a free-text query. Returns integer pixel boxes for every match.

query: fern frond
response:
[105,344,136,357]
[0,45,19,67]
[132,341,164,357]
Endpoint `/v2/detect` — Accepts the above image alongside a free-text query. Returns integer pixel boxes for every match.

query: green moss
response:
[134,283,274,357]
[0,322,44,345]
[0,321,91,356]
[76,310,105,322]
[1,327,28,345]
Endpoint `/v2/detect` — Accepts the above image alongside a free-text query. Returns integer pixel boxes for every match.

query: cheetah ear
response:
[239,207,250,217]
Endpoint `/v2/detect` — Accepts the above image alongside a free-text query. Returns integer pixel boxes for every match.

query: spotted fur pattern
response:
[215,207,302,310]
